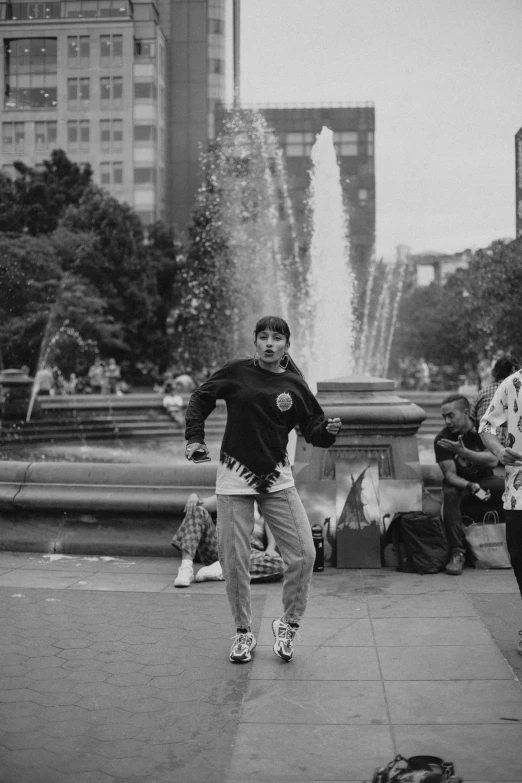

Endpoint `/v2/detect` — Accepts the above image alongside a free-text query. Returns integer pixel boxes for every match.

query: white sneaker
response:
[174,563,194,588]
[195,561,224,582]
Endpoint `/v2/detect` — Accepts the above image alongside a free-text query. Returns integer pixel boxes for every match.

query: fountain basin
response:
[0,460,217,557]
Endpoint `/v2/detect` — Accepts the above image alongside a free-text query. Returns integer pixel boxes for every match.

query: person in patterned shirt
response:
[470,355,519,446]
[479,370,522,656]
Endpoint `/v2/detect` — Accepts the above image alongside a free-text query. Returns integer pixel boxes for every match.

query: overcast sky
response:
[228,0,522,261]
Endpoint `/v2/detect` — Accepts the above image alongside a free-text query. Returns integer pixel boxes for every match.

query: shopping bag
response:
[464,510,511,569]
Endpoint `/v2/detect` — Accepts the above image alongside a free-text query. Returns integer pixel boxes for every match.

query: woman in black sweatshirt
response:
[184,315,341,664]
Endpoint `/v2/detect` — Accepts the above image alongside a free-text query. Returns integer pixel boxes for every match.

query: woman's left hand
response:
[326,417,342,435]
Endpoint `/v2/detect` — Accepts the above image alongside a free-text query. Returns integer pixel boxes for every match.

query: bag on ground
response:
[372,754,461,783]
[464,510,511,569]
[384,512,448,574]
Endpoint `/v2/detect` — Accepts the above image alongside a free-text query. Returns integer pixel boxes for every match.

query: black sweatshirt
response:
[185,359,336,493]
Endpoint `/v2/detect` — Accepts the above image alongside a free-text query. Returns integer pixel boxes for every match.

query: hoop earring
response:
[253,350,259,366]
[279,353,290,370]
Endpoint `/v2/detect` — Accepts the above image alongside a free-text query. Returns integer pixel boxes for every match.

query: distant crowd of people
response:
[34,358,128,397]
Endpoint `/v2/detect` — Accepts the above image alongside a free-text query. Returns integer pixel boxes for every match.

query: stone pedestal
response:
[295,375,426,482]
[295,375,427,568]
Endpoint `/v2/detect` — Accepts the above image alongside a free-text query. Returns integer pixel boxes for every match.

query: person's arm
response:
[264,523,279,556]
[478,380,522,465]
[437,435,498,467]
[184,493,217,514]
[184,363,232,446]
[297,385,341,447]
[438,459,481,493]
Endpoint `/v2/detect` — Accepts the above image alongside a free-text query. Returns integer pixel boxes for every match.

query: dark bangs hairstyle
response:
[253,315,304,377]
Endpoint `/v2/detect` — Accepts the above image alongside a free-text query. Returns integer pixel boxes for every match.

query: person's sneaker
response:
[445,551,465,575]
[272,618,301,662]
[229,631,256,663]
[195,561,224,582]
[174,563,194,587]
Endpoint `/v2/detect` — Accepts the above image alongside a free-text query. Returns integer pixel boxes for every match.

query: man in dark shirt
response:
[435,394,500,575]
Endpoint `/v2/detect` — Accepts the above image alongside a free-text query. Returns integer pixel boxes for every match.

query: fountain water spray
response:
[305,127,356,389]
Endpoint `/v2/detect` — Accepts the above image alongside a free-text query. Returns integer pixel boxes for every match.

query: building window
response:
[67,120,89,150]
[209,18,224,34]
[134,124,156,144]
[100,161,123,187]
[2,121,25,151]
[333,131,358,157]
[67,77,90,109]
[366,131,374,156]
[358,188,369,206]
[4,38,57,110]
[100,34,123,65]
[134,39,155,61]
[7,2,61,20]
[133,82,157,101]
[65,1,129,18]
[113,161,123,186]
[100,119,122,150]
[67,35,90,67]
[136,210,154,225]
[35,120,57,148]
[285,132,314,157]
[100,76,123,108]
[134,167,156,185]
[208,58,224,74]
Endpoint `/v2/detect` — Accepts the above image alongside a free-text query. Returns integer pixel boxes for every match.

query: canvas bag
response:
[464,510,511,569]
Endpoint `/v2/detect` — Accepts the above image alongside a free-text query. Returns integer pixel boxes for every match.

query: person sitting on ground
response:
[171,492,284,587]
[162,382,185,426]
[434,393,502,576]
[470,355,519,447]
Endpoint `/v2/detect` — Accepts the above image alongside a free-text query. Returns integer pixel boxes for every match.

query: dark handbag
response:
[372,754,462,783]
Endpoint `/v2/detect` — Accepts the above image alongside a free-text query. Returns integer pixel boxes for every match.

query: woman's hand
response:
[326,417,342,435]
[184,493,201,513]
[185,442,208,461]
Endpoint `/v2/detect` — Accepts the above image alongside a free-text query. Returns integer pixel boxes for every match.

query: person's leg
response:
[171,507,218,586]
[258,487,315,624]
[505,510,522,597]
[504,510,522,655]
[442,482,466,575]
[216,495,256,630]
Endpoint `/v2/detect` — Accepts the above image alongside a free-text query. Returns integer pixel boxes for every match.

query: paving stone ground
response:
[0,553,521,783]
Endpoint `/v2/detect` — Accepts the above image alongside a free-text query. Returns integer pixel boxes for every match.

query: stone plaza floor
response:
[0,552,521,783]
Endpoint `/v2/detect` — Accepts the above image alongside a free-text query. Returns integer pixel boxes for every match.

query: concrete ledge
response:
[0,460,218,556]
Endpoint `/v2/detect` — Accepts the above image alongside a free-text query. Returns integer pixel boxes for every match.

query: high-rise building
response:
[0,0,226,230]
[257,104,375,282]
[156,0,226,232]
[0,0,167,225]
[516,126,522,238]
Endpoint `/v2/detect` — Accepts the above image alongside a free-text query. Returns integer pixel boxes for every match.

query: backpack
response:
[384,512,449,574]
[372,754,461,783]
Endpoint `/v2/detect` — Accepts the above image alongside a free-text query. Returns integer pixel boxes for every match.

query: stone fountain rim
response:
[317,375,395,391]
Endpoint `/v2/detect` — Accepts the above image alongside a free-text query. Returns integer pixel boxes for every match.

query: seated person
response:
[435,393,502,576]
[171,493,284,587]
[162,382,185,426]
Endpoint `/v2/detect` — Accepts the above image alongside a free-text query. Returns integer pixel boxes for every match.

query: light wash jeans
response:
[216,487,316,630]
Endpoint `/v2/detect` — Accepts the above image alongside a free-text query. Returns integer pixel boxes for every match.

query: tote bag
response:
[464,511,511,569]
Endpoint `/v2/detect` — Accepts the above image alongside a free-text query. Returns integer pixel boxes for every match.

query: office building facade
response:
[516,126,522,239]
[0,0,226,230]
